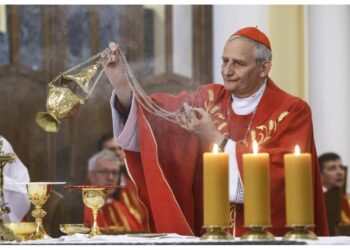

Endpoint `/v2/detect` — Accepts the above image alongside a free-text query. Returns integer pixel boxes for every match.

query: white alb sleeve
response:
[110,91,140,152]
[1,137,30,222]
[225,139,244,203]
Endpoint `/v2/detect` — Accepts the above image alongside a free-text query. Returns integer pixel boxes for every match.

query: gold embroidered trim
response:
[250,111,289,145]
[204,89,228,135]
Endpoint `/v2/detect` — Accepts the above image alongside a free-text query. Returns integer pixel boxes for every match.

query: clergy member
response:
[84,149,146,232]
[319,152,350,224]
[0,136,30,222]
[103,27,328,236]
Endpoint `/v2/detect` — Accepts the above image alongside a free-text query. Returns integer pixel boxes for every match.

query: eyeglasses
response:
[94,170,119,177]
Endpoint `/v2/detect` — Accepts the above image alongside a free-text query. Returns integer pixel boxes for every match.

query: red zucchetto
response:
[233,26,271,50]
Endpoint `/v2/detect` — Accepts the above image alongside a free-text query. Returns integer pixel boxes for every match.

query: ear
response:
[260,61,272,78]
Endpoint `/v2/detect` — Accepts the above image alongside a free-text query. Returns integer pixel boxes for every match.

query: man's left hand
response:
[176,106,225,145]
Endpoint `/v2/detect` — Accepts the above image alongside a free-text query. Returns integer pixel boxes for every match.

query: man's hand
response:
[103,42,132,111]
[176,105,225,146]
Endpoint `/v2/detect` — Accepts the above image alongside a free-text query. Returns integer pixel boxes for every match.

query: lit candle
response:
[284,145,313,225]
[243,141,271,226]
[203,144,229,226]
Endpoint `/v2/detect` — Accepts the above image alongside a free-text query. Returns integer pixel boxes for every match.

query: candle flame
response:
[295,145,301,155]
[253,140,258,154]
[213,144,219,153]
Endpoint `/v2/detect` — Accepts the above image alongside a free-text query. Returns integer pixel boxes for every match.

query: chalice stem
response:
[90,208,100,236]
[31,206,49,240]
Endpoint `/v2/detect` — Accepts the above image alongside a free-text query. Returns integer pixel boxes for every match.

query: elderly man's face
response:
[89,158,120,196]
[221,38,270,98]
[321,159,346,190]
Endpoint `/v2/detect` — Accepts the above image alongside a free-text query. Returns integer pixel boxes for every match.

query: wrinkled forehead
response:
[222,38,257,59]
[96,158,120,169]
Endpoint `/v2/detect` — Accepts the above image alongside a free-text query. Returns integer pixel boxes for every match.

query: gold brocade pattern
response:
[250,111,289,145]
[204,89,228,136]
[204,89,289,145]
[121,191,143,224]
[113,203,131,231]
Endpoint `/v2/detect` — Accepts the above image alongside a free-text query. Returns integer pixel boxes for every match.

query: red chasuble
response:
[124,78,329,236]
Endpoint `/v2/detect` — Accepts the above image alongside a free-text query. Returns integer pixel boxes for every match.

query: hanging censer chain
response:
[118,48,186,124]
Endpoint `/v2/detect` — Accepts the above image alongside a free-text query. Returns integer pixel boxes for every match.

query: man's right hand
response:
[103,42,132,111]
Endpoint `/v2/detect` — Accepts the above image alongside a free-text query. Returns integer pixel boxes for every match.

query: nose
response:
[336,166,345,176]
[222,64,234,76]
[106,172,116,180]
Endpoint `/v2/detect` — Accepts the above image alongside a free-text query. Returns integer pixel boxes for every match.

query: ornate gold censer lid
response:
[36,48,111,132]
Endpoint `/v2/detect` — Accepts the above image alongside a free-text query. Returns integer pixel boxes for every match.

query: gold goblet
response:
[27,182,66,240]
[27,182,52,240]
[82,187,107,237]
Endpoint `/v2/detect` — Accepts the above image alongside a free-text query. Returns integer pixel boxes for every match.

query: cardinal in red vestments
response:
[103,27,329,237]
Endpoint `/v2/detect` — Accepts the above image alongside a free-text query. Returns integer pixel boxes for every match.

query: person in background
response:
[84,149,145,232]
[98,131,148,230]
[319,152,350,224]
[0,135,30,223]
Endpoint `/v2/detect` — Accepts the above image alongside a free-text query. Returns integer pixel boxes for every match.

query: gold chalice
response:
[27,182,52,240]
[82,187,107,237]
[27,182,66,240]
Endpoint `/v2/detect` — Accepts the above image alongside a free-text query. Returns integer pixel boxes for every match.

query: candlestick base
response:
[201,226,233,240]
[241,226,275,241]
[283,225,317,240]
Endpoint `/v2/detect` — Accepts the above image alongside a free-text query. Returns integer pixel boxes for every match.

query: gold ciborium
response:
[4,222,36,241]
[82,187,107,237]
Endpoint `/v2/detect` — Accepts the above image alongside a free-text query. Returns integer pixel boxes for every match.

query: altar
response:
[1,234,350,245]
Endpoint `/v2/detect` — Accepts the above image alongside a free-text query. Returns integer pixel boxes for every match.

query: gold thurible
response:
[36,48,110,133]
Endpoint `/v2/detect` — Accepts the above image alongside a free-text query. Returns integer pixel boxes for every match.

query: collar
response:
[232,79,267,115]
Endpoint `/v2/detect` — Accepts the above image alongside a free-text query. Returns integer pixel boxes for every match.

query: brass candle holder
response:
[82,187,107,237]
[240,226,274,241]
[201,226,233,240]
[0,138,19,241]
[283,225,317,240]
